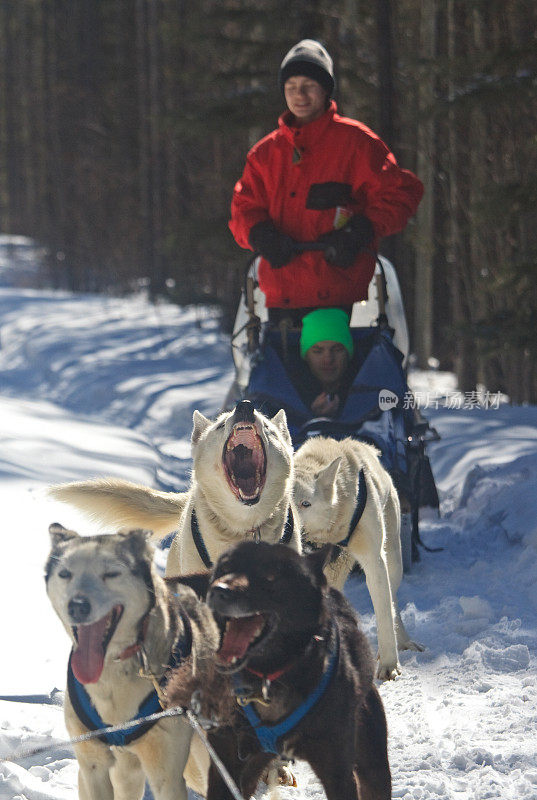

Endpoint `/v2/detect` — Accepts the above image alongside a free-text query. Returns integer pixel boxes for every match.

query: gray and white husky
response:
[50,401,302,577]
[45,525,217,800]
[293,436,423,681]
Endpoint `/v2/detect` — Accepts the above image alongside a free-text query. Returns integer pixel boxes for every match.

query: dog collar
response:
[279,507,295,545]
[246,664,293,682]
[116,612,152,661]
[233,624,339,756]
[336,469,367,548]
[245,630,325,683]
[190,506,295,570]
[115,557,159,661]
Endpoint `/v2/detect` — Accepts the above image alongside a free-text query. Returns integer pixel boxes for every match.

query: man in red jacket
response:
[229,39,424,313]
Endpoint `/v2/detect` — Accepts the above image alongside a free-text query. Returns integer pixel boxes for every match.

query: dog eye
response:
[300,500,311,508]
[103,571,121,580]
[58,569,72,580]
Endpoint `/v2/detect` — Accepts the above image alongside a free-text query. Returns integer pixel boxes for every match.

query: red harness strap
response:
[246,664,292,682]
[245,635,324,683]
[116,613,151,661]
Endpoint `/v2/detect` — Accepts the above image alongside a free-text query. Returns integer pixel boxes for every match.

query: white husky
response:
[293,436,423,681]
[50,401,302,577]
[45,525,218,800]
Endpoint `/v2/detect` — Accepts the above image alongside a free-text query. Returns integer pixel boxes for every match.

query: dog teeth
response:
[103,610,117,635]
[238,488,258,501]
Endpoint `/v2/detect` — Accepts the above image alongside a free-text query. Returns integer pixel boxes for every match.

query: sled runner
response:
[224,255,440,569]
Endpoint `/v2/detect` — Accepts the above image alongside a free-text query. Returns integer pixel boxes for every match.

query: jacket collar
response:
[278,100,337,146]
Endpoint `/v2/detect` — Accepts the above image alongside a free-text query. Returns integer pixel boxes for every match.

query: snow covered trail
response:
[1,288,536,800]
[0,289,232,485]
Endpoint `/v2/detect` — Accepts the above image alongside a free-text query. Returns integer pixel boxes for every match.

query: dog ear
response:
[305,545,332,585]
[119,529,153,558]
[316,457,341,500]
[48,523,79,546]
[271,409,292,444]
[171,572,211,600]
[191,410,212,445]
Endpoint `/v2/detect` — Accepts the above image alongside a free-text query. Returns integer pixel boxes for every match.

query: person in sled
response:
[229,38,424,319]
[297,308,355,417]
[297,308,440,516]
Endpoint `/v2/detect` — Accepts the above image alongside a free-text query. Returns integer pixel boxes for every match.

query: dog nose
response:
[233,400,255,423]
[68,596,91,622]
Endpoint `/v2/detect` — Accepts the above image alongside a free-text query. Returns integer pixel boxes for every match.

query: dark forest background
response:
[0,0,536,401]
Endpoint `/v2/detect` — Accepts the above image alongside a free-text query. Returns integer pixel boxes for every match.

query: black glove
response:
[318,215,375,269]
[249,220,296,269]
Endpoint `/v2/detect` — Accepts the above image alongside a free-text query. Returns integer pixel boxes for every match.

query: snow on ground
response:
[0,287,536,800]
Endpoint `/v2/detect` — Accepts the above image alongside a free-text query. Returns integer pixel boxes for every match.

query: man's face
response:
[305,341,349,388]
[284,76,327,125]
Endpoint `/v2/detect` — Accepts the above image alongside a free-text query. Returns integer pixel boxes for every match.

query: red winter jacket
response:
[229,101,423,309]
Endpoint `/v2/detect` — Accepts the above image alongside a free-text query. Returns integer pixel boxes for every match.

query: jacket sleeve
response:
[358,141,424,239]
[229,152,271,250]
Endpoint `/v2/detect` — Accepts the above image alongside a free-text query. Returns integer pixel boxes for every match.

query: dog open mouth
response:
[223,423,266,504]
[216,613,270,670]
[71,605,123,684]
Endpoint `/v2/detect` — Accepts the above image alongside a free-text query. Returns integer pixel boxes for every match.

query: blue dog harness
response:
[191,506,296,570]
[232,626,340,755]
[67,612,192,747]
[336,469,367,548]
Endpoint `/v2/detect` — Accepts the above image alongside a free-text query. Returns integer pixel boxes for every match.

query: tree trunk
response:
[136,0,155,289]
[42,0,68,287]
[148,0,166,295]
[376,0,397,265]
[376,0,395,149]
[413,0,436,368]
[446,0,476,391]
[2,1,19,230]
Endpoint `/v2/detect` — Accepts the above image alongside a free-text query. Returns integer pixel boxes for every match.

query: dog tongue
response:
[218,614,265,664]
[71,616,110,684]
[232,446,258,495]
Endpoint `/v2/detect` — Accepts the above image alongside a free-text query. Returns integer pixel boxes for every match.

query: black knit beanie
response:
[278,39,335,98]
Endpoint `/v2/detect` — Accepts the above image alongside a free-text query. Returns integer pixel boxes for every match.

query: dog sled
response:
[224,254,440,570]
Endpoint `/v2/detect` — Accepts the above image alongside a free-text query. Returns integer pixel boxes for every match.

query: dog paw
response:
[264,762,298,789]
[277,765,297,788]
[376,661,402,681]
[399,638,425,652]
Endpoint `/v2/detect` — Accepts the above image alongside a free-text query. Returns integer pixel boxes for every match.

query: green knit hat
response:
[300,309,354,359]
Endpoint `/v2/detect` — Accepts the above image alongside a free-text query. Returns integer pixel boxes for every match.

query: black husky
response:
[168,541,391,800]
